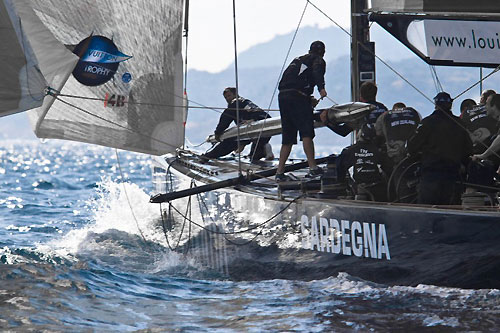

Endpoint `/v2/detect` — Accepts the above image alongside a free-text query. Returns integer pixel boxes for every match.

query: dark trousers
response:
[205,137,270,161]
[418,171,460,205]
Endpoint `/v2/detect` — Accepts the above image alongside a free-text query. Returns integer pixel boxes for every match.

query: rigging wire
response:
[51,94,180,151]
[157,166,303,250]
[167,194,303,236]
[453,66,500,100]
[183,0,190,150]
[195,191,264,246]
[232,0,242,176]
[306,0,500,159]
[428,65,443,93]
[307,0,434,106]
[428,65,439,93]
[114,149,148,244]
[249,0,310,162]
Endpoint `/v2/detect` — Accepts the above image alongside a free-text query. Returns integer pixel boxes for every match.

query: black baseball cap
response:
[434,92,453,105]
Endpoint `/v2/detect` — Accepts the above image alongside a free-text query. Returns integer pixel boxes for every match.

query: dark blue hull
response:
[152,153,500,289]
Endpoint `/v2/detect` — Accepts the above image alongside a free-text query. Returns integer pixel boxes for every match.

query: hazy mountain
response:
[3,25,500,152]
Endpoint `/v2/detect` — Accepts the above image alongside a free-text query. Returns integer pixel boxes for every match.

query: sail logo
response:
[104,93,126,107]
[81,49,132,64]
[300,215,391,260]
[72,35,132,86]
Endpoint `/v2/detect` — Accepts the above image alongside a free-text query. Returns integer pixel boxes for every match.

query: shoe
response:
[275,173,292,182]
[305,167,324,178]
[264,143,274,160]
[199,155,210,163]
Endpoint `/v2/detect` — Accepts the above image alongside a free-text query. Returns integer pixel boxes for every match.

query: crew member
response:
[473,93,500,162]
[461,95,499,155]
[480,89,496,105]
[202,87,273,162]
[335,128,389,201]
[375,102,421,166]
[408,92,473,205]
[459,98,476,118]
[322,81,387,141]
[275,41,327,181]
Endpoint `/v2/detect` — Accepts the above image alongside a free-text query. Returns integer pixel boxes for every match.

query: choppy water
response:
[1,140,499,331]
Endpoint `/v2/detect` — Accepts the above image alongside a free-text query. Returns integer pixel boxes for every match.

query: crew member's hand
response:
[214,134,221,142]
[319,89,327,99]
[472,154,484,161]
[320,110,328,123]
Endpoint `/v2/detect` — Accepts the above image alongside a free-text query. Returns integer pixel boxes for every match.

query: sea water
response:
[0,140,499,331]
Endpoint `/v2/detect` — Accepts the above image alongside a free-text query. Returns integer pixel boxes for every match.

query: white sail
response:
[0,0,76,118]
[27,0,185,156]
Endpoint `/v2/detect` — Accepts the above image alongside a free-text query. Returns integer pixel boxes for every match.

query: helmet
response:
[309,40,325,56]
[433,92,453,105]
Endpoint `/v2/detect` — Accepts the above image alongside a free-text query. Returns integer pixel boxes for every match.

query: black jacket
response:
[214,97,270,136]
[408,109,472,172]
[278,53,326,95]
[337,141,387,184]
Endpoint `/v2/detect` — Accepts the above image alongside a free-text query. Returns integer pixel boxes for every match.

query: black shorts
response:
[278,92,315,145]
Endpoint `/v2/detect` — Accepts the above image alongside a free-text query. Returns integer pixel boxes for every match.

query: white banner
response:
[407,20,500,65]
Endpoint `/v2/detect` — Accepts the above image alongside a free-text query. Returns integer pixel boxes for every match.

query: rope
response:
[114,149,148,243]
[159,180,196,252]
[249,0,309,162]
[52,95,180,150]
[158,177,303,250]
[195,188,263,246]
[52,91,280,114]
[306,0,500,160]
[168,194,302,236]
[453,66,500,100]
[231,0,242,176]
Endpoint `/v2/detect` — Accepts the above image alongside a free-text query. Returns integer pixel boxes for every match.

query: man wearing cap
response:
[275,40,328,181]
[335,127,390,201]
[408,92,473,205]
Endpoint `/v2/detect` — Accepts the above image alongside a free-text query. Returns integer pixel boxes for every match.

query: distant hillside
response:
[185,55,498,147]
[3,25,500,150]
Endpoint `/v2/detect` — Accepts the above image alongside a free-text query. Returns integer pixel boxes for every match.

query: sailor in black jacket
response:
[408,92,473,205]
[275,41,328,181]
[335,128,389,201]
[203,87,272,162]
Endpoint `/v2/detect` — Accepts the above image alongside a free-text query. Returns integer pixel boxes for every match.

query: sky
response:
[186,0,350,72]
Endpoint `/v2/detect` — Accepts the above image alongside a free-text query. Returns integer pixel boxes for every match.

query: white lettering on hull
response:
[300,215,391,260]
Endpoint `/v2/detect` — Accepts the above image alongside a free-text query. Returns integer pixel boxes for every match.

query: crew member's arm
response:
[473,135,500,160]
[407,120,430,157]
[214,109,235,139]
[312,57,327,98]
[374,111,386,137]
[336,146,355,182]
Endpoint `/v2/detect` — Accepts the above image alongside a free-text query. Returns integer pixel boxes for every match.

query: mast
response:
[351,0,374,102]
[351,0,375,143]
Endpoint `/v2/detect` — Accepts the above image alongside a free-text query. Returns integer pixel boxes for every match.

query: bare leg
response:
[302,137,317,169]
[277,144,292,174]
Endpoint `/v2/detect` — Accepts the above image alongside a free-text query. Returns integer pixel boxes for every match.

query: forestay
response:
[28,0,185,155]
[0,0,77,118]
